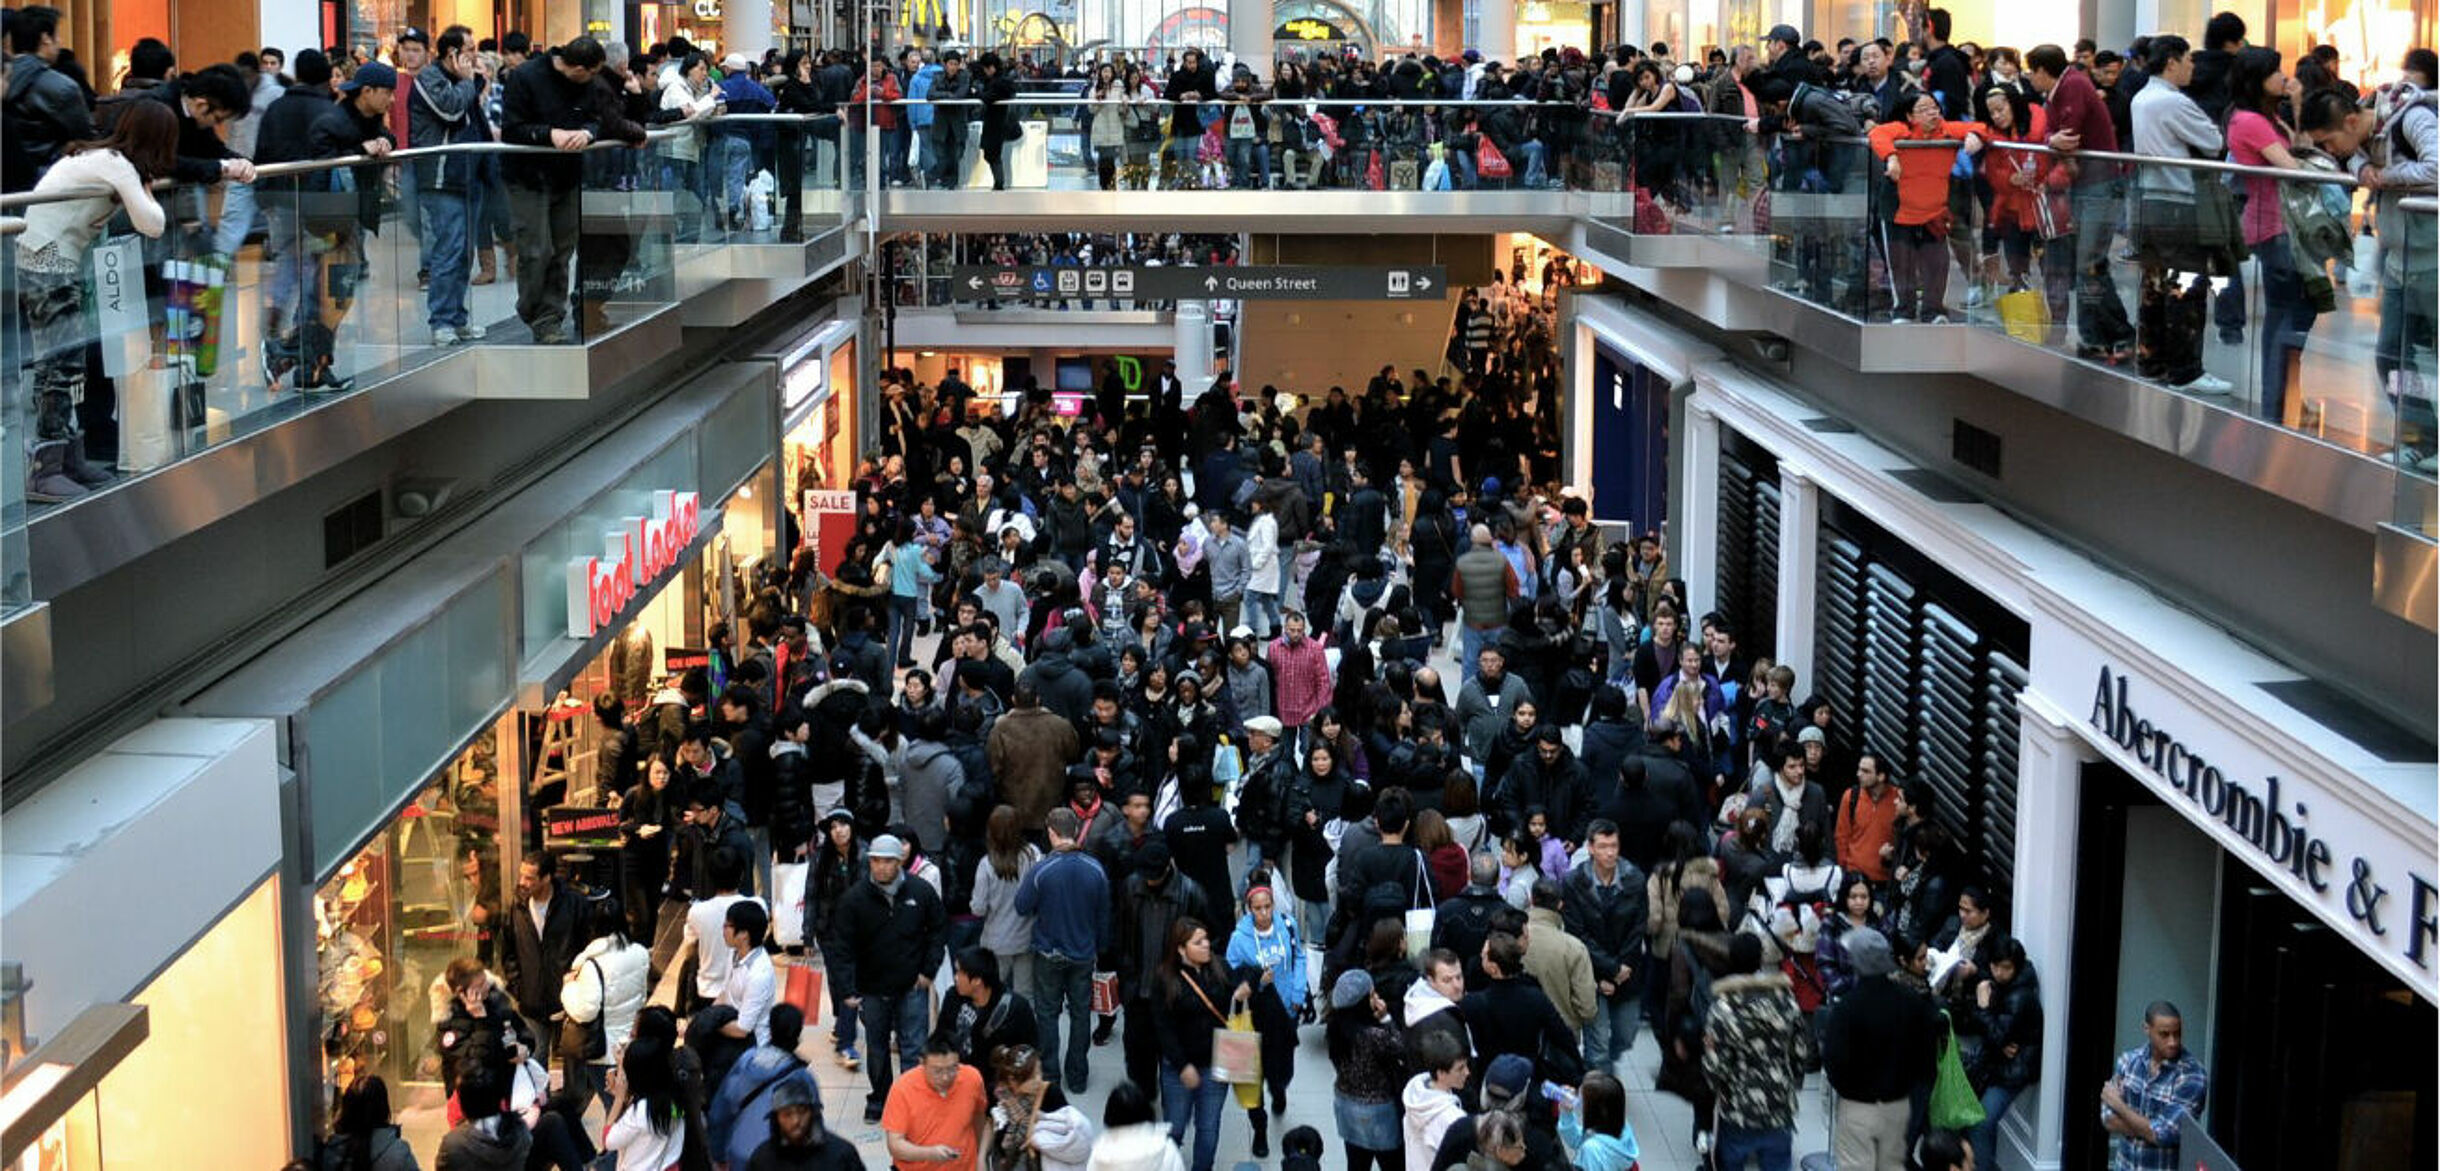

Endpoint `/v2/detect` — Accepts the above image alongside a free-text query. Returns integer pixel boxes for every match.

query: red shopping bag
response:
[1478,141,1512,180]
[1364,150,1386,192]
[1091,971,1121,1015]
[784,962,823,1024]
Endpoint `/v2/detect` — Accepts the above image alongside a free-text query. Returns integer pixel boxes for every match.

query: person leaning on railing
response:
[17,102,177,501]
[2301,79,2439,469]
[498,36,646,345]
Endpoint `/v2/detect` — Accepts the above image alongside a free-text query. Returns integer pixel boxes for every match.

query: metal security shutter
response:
[1979,651,2027,888]
[1861,563,1919,779]
[1814,537,1865,729]
[1810,500,2029,890]
[1715,447,1780,661]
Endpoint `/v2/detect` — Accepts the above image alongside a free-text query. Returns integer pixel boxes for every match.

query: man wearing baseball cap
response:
[829,832,949,1122]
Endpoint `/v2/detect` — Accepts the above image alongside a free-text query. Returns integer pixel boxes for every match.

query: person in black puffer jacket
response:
[768,709,818,864]
[1960,936,2043,1163]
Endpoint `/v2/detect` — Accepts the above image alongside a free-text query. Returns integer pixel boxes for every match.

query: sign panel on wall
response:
[564,490,703,639]
[950,265,1445,302]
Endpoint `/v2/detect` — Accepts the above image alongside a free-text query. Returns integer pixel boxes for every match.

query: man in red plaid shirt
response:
[1267,609,1333,732]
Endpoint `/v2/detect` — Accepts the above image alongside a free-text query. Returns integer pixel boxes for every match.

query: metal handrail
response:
[2402,196,2439,213]
[0,124,690,212]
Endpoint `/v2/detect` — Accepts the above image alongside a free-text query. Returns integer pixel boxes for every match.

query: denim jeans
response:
[889,593,921,666]
[1969,1082,2025,1170]
[1033,951,1096,1091]
[1459,624,1496,683]
[1224,137,1267,189]
[1520,140,1550,187]
[858,989,932,1100]
[1244,590,1281,640]
[1159,1061,1229,1171]
[1448,149,1478,189]
[715,136,755,226]
[211,180,259,257]
[2251,234,2319,423]
[419,189,474,332]
[1580,988,1642,1073]
[884,126,912,186]
[1713,1122,1792,1171]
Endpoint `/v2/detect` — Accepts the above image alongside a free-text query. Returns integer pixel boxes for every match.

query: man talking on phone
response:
[881,1034,987,1171]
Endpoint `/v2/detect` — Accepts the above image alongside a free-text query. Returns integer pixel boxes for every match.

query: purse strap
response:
[1182,968,1230,1025]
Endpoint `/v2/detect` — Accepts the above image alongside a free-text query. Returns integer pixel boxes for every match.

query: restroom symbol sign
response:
[1387,271,1411,296]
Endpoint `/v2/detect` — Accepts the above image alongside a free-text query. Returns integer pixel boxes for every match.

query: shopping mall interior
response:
[1,0,2435,1168]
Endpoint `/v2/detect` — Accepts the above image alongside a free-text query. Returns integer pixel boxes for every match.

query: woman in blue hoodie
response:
[1225,873,1308,1158]
[1559,1071,1641,1171]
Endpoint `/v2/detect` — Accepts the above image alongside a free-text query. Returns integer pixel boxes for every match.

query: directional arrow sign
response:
[950,266,1451,302]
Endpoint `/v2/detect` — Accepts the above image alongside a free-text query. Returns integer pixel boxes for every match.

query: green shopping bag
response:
[1929,1011,1988,1130]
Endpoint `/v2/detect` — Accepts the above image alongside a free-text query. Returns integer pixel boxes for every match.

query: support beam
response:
[1773,464,1820,688]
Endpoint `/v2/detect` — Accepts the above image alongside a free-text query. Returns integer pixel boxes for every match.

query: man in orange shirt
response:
[1834,752,1902,884]
[881,1036,988,1171]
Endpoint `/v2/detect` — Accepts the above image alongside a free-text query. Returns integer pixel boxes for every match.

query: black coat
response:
[503,883,586,1018]
[1431,886,1506,992]
[831,876,948,996]
[255,83,336,165]
[1560,860,1649,989]
[1959,966,2043,1090]
[499,50,646,190]
[1458,976,1583,1087]
[1497,745,1592,845]
[1820,973,1942,1104]
[942,987,1040,1092]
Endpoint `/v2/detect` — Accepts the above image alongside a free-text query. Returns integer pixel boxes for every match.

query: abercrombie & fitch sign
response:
[2088,664,2439,994]
[565,490,702,638]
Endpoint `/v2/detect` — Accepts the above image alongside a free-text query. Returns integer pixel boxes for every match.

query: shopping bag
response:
[1091,970,1121,1015]
[1228,1009,1263,1107]
[1210,1013,1261,1086]
[1997,287,2051,344]
[1928,1013,1988,1129]
[1478,140,1512,180]
[1390,158,1420,190]
[784,960,823,1024]
[771,862,810,947]
[1403,906,1436,959]
[1423,157,1452,191]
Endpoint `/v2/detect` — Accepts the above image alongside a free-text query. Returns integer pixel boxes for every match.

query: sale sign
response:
[802,488,857,573]
[565,490,703,638]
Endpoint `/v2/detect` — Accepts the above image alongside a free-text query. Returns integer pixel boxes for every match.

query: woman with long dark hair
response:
[807,808,868,1066]
[560,894,650,1114]
[18,99,177,500]
[974,804,1042,989]
[1157,918,1245,1171]
[2223,46,2320,423]
[604,1030,689,1169]
[322,1076,416,1171]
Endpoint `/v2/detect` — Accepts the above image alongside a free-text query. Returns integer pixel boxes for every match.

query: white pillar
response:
[2009,691,2097,1171]
[1230,0,1273,79]
[1175,301,1215,392]
[1678,400,1720,621]
[729,0,776,59]
[1478,0,1515,62]
[1772,464,1819,693]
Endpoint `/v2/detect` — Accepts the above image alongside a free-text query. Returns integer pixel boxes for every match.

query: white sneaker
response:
[1965,286,1987,309]
[458,322,487,341]
[1929,313,1951,325]
[433,326,461,347]
[2176,371,2234,395]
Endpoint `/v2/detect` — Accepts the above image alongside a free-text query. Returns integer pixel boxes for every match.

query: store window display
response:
[316,729,505,1128]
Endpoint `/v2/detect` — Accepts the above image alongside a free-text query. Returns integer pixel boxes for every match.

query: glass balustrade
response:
[3,105,2431,603]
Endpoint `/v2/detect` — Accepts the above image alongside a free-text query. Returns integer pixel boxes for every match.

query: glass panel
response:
[1,219,26,611]
[578,136,682,344]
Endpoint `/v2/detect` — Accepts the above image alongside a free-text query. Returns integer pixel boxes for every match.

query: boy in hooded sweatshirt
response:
[1402,1031,1472,1171]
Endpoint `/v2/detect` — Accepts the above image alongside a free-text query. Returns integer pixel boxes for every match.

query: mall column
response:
[1676,399,1721,620]
[1230,0,1273,78]
[729,0,775,61]
[1477,0,1514,63]
[2008,691,2097,1169]
[1773,464,1820,692]
[1176,300,1215,391]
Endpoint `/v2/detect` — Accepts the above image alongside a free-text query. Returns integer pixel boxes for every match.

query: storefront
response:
[773,319,862,560]
[2029,595,2439,1170]
[3,719,291,1170]
[182,359,778,1162]
[1674,341,2438,1171]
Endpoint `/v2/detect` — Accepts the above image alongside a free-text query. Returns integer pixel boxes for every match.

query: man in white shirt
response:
[720,899,779,1046]
[683,846,763,1013]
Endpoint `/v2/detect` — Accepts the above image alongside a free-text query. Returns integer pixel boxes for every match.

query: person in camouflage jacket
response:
[1702,934,1818,1163]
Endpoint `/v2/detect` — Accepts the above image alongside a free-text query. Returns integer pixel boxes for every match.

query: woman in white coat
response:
[560,895,651,1112]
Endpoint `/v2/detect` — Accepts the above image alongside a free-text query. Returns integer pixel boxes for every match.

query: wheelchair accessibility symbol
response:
[1031,271,1054,293]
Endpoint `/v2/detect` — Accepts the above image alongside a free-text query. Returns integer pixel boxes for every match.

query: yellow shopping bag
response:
[1216,1009,1262,1108]
[1997,288,2050,345]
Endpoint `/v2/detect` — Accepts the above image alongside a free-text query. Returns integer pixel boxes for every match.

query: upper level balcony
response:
[3,99,2432,663]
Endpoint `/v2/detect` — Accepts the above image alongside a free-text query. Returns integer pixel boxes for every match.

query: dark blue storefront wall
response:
[1590,343,1669,537]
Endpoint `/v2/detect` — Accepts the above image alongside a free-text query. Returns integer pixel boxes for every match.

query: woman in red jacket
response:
[1978,86,2072,321]
[1869,94,1987,322]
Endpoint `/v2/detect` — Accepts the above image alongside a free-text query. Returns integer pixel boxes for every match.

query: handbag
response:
[1928,1012,1988,1129]
[1996,287,2050,344]
[1091,970,1121,1015]
[559,959,609,1062]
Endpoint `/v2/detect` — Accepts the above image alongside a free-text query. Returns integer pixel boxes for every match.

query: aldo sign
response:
[565,490,702,639]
